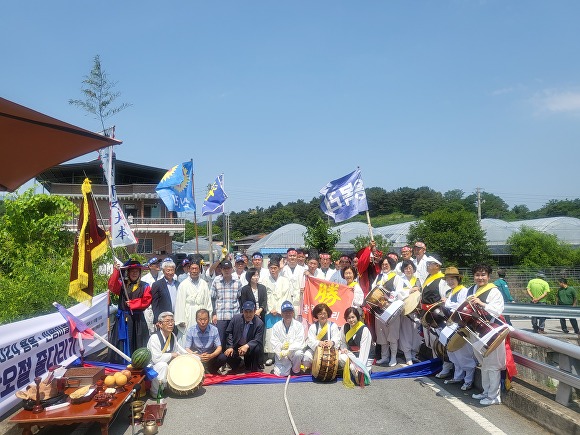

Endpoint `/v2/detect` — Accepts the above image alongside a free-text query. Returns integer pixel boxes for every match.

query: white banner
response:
[0,292,108,417]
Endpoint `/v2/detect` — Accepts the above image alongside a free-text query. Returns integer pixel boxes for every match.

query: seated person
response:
[184,308,227,374]
[302,303,341,370]
[339,307,373,386]
[223,301,265,373]
[271,301,305,376]
[147,312,187,397]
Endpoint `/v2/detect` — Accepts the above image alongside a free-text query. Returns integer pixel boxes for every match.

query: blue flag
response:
[319,168,368,223]
[156,161,195,212]
[202,174,227,216]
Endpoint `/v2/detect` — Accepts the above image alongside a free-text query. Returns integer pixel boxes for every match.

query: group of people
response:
[106,242,521,404]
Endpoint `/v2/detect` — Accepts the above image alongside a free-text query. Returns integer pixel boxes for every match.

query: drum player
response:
[147,312,188,398]
[467,263,507,406]
[302,303,341,371]
[442,267,477,391]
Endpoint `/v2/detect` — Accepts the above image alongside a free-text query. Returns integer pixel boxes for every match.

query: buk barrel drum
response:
[449,297,510,357]
[166,354,205,395]
[439,323,468,352]
[365,285,404,326]
[432,337,449,362]
[311,346,339,382]
[403,291,421,323]
[421,301,450,330]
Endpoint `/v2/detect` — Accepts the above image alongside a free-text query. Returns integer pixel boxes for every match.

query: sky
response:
[2,1,580,214]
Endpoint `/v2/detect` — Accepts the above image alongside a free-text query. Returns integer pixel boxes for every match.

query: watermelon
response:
[131,347,152,369]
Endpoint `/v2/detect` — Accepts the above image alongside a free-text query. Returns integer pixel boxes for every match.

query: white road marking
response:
[417,377,506,435]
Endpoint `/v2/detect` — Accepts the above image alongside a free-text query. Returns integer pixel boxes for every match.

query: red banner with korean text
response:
[303,276,354,327]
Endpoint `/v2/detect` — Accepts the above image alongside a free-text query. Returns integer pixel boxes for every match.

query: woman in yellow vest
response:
[467,263,506,406]
[339,307,372,386]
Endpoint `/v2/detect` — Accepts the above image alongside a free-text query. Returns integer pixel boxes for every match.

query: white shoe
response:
[461,383,473,391]
[435,371,451,379]
[376,357,389,365]
[471,393,486,400]
[388,359,397,367]
[265,358,274,366]
[405,360,413,366]
[480,397,501,406]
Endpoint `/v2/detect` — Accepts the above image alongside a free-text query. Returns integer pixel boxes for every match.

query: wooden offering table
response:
[10,374,145,435]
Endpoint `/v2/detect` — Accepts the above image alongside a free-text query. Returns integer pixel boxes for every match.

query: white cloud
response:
[534,89,580,113]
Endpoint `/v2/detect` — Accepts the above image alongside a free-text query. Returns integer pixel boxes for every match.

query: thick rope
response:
[284,375,300,435]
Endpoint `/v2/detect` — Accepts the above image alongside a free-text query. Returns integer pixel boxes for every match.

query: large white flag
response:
[98,146,137,247]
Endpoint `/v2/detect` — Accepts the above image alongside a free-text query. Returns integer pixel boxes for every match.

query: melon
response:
[131,347,152,369]
[104,375,116,387]
[114,373,128,386]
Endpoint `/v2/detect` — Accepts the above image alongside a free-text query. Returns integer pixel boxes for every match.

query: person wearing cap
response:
[233,255,249,286]
[318,252,335,280]
[211,259,243,348]
[281,248,306,314]
[147,311,188,397]
[224,301,265,373]
[142,257,164,333]
[526,272,550,333]
[174,261,213,336]
[261,255,292,366]
[184,308,228,374]
[356,240,383,297]
[270,301,305,376]
[177,259,191,284]
[150,259,178,332]
[412,241,430,283]
[107,260,153,363]
[420,255,453,378]
[370,257,406,366]
[443,267,476,391]
[302,303,341,371]
[467,263,514,406]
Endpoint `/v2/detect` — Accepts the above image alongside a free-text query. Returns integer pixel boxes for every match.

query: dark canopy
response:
[0,97,121,192]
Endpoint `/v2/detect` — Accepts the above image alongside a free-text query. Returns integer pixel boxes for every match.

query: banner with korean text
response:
[0,293,108,417]
[302,276,354,327]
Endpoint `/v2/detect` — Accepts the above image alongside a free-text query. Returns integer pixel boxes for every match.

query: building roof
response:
[36,159,168,191]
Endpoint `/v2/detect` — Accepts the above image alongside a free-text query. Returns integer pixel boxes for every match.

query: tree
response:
[350,234,391,254]
[303,217,340,257]
[507,226,575,268]
[0,190,79,323]
[463,192,510,219]
[69,55,131,132]
[407,209,491,267]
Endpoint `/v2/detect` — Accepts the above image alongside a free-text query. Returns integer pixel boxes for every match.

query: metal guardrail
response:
[503,303,580,318]
[510,328,580,406]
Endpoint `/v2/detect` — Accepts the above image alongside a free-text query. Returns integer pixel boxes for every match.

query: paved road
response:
[5,318,574,435]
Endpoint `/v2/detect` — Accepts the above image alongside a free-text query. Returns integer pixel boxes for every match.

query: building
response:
[36,159,185,257]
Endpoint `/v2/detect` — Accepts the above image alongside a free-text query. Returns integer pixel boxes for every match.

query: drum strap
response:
[316,323,329,341]
[423,272,444,288]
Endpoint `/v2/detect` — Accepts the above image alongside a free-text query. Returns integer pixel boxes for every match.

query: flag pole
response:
[190,158,199,253]
[366,211,374,242]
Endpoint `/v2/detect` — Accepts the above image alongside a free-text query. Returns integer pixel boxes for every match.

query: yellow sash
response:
[474,283,496,298]
[450,285,465,297]
[408,276,417,287]
[316,322,329,341]
[423,271,444,288]
[343,321,364,389]
[161,332,173,353]
[377,272,396,286]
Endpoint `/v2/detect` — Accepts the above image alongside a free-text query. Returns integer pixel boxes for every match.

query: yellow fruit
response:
[104,375,116,387]
[115,373,128,386]
[121,369,132,378]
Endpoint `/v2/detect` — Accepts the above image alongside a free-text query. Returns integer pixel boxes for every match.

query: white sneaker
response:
[375,357,389,365]
[480,397,501,406]
[471,393,486,400]
[265,358,274,366]
[461,383,473,391]
[388,359,397,367]
[435,371,451,379]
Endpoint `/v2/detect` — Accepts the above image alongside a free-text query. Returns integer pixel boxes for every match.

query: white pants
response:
[474,338,506,401]
[398,315,421,361]
[150,361,168,396]
[448,344,477,383]
[274,350,304,376]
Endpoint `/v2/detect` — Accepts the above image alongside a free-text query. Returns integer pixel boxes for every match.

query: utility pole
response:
[476,187,482,223]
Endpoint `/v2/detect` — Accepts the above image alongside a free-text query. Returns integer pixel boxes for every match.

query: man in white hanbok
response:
[271,301,305,376]
[174,262,213,339]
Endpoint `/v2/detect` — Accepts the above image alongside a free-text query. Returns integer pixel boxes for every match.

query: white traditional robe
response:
[174,277,213,337]
[303,321,341,368]
[147,332,187,395]
[260,274,292,353]
[271,318,305,376]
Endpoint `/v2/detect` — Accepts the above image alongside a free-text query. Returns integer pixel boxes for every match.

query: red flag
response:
[69,178,108,303]
[303,276,354,327]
